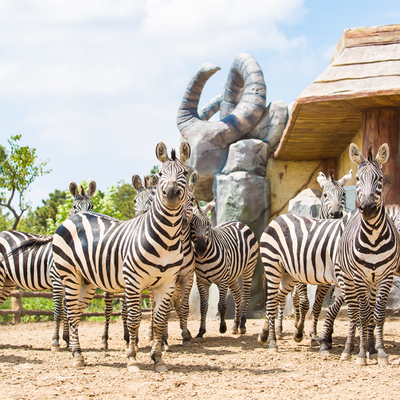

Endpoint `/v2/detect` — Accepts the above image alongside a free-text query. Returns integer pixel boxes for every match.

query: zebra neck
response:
[359,205,387,243]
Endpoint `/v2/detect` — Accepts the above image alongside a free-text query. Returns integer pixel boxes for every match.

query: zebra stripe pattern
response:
[280,169,352,343]
[334,143,400,365]
[257,206,356,352]
[52,141,191,372]
[190,199,259,338]
[0,181,96,350]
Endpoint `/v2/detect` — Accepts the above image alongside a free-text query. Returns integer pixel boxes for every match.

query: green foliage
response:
[0,135,51,230]
[150,165,159,175]
[112,180,137,221]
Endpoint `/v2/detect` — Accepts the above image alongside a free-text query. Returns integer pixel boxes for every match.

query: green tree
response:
[0,135,51,230]
[113,180,137,220]
[150,165,159,175]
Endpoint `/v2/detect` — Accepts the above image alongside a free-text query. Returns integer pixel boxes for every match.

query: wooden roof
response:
[275,24,400,161]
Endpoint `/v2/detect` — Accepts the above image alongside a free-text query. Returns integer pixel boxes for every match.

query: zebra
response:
[0,181,96,350]
[276,169,352,343]
[190,199,259,339]
[332,143,400,366]
[101,174,159,350]
[257,199,358,352]
[146,170,199,349]
[52,141,191,372]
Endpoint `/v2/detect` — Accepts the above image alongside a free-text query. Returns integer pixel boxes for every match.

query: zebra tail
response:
[257,273,268,308]
[7,236,54,259]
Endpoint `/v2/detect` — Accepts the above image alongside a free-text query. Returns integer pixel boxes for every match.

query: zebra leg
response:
[62,302,70,349]
[161,303,171,352]
[0,279,16,307]
[121,296,130,348]
[51,277,65,351]
[309,284,331,344]
[294,283,309,343]
[239,273,253,335]
[149,283,176,372]
[229,279,242,335]
[64,279,97,367]
[374,278,392,365]
[354,285,373,366]
[275,297,286,340]
[178,272,194,345]
[292,283,301,329]
[366,288,377,359]
[101,292,114,350]
[319,288,344,354]
[217,280,229,334]
[196,278,210,339]
[258,273,297,352]
[147,289,155,342]
[125,287,142,372]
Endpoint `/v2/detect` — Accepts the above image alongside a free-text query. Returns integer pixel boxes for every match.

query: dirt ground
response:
[1,316,400,400]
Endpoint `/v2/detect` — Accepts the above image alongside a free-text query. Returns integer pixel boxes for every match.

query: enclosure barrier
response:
[0,291,150,323]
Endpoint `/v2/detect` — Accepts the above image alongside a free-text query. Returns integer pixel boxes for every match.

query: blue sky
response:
[0,0,399,210]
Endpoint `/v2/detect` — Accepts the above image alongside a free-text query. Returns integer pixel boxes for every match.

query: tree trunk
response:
[362,107,400,206]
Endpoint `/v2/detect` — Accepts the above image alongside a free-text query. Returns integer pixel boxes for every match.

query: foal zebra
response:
[279,169,352,343]
[190,200,259,338]
[0,181,96,349]
[52,142,191,372]
[333,143,400,365]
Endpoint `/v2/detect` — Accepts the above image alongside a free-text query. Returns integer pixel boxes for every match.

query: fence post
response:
[11,290,23,324]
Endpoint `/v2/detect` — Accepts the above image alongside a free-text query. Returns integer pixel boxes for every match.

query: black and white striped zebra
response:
[0,181,96,350]
[52,142,191,372]
[101,174,159,350]
[146,171,199,349]
[332,143,400,366]
[190,199,259,338]
[278,169,352,343]
[257,200,358,352]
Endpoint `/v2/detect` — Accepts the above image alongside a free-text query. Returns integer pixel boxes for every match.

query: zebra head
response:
[132,174,159,217]
[191,199,216,259]
[350,143,389,220]
[155,141,191,209]
[317,169,352,219]
[68,181,96,216]
[182,171,199,229]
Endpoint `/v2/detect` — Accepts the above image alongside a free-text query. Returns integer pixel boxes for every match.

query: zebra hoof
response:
[378,356,389,365]
[367,351,378,360]
[319,349,331,356]
[127,361,140,372]
[182,341,190,347]
[293,335,303,343]
[51,345,61,352]
[162,345,171,353]
[154,361,168,373]
[268,346,279,353]
[276,334,283,340]
[355,357,367,366]
[72,354,85,368]
[310,339,319,347]
[101,343,108,350]
[239,327,246,335]
[341,352,351,361]
[231,328,238,335]
[257,334,267,346]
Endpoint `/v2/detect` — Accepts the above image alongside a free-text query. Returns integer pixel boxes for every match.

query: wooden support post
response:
[11,290,23,324]
[322,157,339,178]
[362,107,400,206]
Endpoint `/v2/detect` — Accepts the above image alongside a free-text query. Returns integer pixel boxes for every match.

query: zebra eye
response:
[356,177,359,181]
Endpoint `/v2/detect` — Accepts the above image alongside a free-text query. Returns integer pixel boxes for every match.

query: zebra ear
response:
[337,169,352,187]
[375,143,389,167]
[69,182,79,197]
[132,175,143,191]
[80,185,85,196]
[189,171,199,191]
[349,143,365,166]
[179,141,191,165]
[144,176,150,188]
[87,181,97,197]
[203,198,216,213]
[148,174,159,188]
[316,172,327,188]
[156,142,169,162]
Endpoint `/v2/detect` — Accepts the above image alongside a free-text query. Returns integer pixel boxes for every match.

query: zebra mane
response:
[367,147,373,162]
[329,170,337,185]
[170,149,176,160]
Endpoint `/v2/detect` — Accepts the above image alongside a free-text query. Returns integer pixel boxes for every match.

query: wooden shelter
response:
[274,24,400,204]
